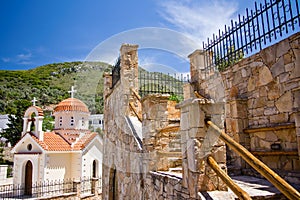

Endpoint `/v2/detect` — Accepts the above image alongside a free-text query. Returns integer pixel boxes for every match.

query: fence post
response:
[91,177,99,196]
[73,180,81,198]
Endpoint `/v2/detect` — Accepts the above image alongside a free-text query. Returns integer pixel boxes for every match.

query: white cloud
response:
[1,58,10,63]
[17,52,32,60]
[158,0,239,43]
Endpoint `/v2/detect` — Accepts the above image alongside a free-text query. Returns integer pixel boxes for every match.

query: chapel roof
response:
[54,98,89,113]
[30,131,98,151]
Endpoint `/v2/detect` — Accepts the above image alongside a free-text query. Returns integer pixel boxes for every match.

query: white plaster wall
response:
[44,153,72,181]
[82,140,102,178]
[70,152,82,179]
[13,135,43,154]
[13,154,41,185]
[54,112,89,130]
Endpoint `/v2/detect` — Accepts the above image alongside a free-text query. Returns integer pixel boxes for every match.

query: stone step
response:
[168,167,182,173]
[198,175,293,200]
[157,151,182,157]
[168,157,182,168]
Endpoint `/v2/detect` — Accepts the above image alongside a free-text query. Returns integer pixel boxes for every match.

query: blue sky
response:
[0,0,282,71]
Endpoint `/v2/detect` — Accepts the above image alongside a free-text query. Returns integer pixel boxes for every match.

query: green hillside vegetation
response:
[0,61,111,115]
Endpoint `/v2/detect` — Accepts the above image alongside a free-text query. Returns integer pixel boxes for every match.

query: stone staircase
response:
[198,175,294,200]
[167,131,182,170]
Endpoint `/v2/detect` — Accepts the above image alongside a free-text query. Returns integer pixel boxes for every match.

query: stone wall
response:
[142,94,181,171]
[102,44,144,200]
[189,33,300,182]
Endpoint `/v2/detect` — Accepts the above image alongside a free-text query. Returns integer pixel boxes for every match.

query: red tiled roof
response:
[54,129,90,143]
[73,132,98,150]
[54,98,89,113]
[31,132,72,151]
[30,131,98,151]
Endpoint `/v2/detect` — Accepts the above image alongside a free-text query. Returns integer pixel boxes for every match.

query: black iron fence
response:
[138,69,189,98]
[0,177,101,199]
[203,0,300,71]
[111,57,121,88]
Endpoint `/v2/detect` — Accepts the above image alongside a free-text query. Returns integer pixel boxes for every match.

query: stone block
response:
[260,45,276,67]
[270,113,288,124]
[253,97,266,109]
[258,66,274,86]
[189,127,206,138]
[293,89,300,109]
[180,112,189,131]
[247,76,256,92]
[264,107,278,116]
[271,56,285,78]
[265,131,278,142]
[293,158,300,170]
[279,72,290,83]
[189,104,205,128]
[275,91,293,112]
[267,83,281,100]
[290,48,300,78]
[212,146,226,163]
[187,139,197,172]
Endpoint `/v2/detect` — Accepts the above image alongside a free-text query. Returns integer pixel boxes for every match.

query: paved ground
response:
[198,176,296,200]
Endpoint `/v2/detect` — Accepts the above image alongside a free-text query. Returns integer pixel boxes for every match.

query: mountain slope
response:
[0,61,111,115]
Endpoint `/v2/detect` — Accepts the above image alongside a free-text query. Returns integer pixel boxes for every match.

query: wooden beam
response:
[129,102,142,122]
[251,151,298,156]
[207,121,300,200]
[207,156,252,200]
[244,123,295,133]
[130,88,141,102]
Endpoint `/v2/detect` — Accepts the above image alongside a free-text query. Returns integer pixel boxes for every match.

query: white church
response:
[11,87,102,193]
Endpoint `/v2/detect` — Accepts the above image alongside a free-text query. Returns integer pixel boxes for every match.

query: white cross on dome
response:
[31,97,38,106]
[68,86,77,98]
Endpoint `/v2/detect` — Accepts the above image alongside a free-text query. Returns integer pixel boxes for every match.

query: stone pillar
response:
[295,112,300,157]
[178,99,227,198]
[73,180,81,198]
[142,94,170,171]
[91,178,99,195]
[22,117,28,136]
[103,72,112,98]
[34,116,44,141]
[120,44,139,116]
[225,98,248,174]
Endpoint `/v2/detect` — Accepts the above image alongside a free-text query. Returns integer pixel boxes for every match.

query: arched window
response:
[92,160,97,178]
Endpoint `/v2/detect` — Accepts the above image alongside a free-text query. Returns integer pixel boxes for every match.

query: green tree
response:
[1,99,31,146]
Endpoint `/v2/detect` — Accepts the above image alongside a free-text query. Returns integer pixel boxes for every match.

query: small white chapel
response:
[11,86,103,188]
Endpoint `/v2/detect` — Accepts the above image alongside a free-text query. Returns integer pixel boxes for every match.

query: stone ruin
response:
[102,32,300,199]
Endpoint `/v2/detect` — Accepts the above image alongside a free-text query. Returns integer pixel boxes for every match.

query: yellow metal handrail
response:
[206,120,300,200]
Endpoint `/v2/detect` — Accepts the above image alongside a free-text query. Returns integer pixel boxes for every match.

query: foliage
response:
[216,45,244,71]
[169,94,184,103]
[0,61,111,145]
[1,99,31,146]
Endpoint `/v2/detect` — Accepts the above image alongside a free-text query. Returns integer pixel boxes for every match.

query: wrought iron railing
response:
[111,57,121,88]
[0,177,101,199]
[138,69,189,98]
[0,179,74,199]
[203,0,300,71]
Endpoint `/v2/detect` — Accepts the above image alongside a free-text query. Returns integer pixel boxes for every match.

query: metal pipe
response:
[206,120,300,200]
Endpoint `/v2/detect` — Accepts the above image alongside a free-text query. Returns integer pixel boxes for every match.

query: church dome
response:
[54,98,89,113]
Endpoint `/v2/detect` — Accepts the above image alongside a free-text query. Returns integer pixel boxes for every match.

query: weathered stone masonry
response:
[102,33,300,200]
[189,32,300,183]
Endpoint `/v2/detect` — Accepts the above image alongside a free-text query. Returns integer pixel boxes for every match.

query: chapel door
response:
[24,161,33,196]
